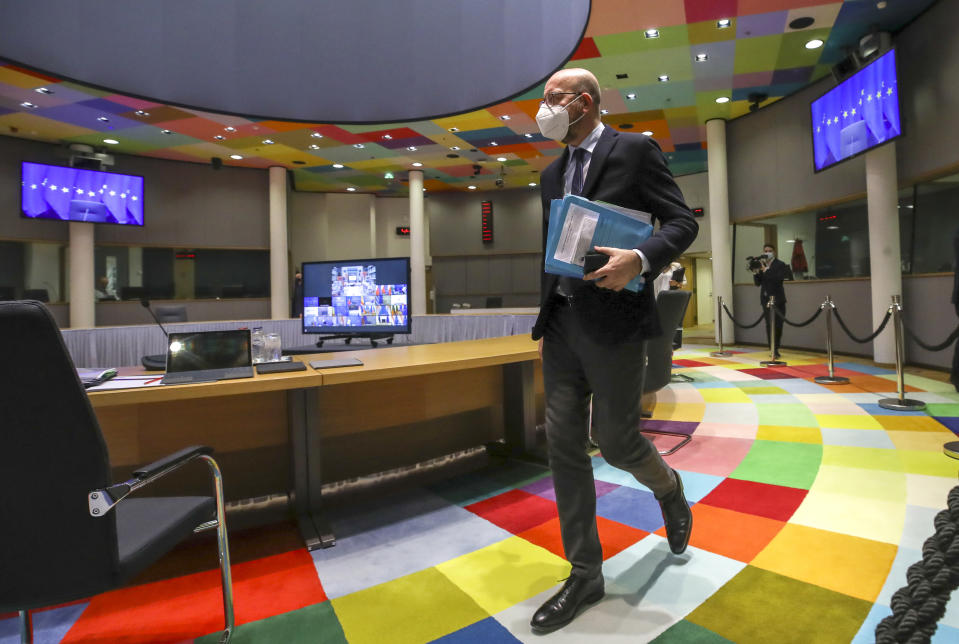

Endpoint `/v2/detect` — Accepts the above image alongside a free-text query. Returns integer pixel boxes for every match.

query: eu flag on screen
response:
[811,49,901,172]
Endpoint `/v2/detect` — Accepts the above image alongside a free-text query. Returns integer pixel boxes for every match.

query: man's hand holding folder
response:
[545,195,653,292]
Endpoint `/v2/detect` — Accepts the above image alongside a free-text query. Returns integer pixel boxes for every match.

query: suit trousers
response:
[543,300,676,578]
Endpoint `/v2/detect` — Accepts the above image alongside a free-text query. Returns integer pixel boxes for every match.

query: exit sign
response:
[481,201,493,243]
[395,226,410,236]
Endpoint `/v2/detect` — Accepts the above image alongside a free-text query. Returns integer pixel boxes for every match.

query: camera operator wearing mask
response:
[752,244,792,359]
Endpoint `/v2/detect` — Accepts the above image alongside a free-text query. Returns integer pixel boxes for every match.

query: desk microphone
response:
[140,298,169,337]
[140,299,168,371]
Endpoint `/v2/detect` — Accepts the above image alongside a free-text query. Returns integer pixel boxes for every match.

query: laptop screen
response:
[165,330,251,373]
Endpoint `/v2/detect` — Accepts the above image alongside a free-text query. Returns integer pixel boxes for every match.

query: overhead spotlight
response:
[626,93,637,100]
[382,134,393,140]
[695,53,709,62]
[715,96,730,103]
[644,28,660,39]
[20,101,37,109]
[658,75,669,82]
[353,143,365,149]
[448,127,460,132]
[407,146,417,151]
[103,139,119,145]
[601,109,609,115]
[450,146,461,150]
[411,162,423,167]
[97,116,110,122]
[523,133,534,138]
[717,18,731,28]
[489,141,498,146]
[309,144,320,150]
[310,132,323,138]
[214,135,225,140]
[332,163,344,168]
[230,154,243,160]
[641,130,653,136]
[346,187,356,192]
[135,110,150,117]
[35,87,54,95]
[500,115,511,120]
[160,129,173,134]
[224,126,236,132]
[467,185,477,190]
[262,139,275,145]
[805,39,824,49]
[529,182,537,187]
[496,157,507,162]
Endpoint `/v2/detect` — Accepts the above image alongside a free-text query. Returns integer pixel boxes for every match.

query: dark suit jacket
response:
[753,258,792,306]
[531,127,698,344]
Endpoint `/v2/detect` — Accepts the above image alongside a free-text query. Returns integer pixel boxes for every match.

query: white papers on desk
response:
[86,376,164,391]
[545,195,652,293]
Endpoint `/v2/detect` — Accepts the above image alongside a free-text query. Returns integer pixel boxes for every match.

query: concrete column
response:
[865,142,901,363]
[69,222,94,328]
[269,166,289,319]
[706,118,733,344]
[369,196,378,256]
[408,170,426,315]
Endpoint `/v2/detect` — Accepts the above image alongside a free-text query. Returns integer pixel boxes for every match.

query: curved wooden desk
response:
[88,335,543,549]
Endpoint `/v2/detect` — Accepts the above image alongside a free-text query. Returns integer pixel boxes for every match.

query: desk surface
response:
[88,334,539,407]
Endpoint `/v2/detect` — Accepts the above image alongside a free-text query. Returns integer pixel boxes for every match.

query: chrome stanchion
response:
[814,295,850,385]
[711,295,732,357]
[879,295,926,412]
[760,296,786,366]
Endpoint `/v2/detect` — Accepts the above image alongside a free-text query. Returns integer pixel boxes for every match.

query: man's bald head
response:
[548,68,601,114]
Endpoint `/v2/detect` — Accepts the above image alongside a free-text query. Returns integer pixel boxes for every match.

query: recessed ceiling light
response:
[877,1,887,8]
[353,143,365,149]
[805,39,824,49]
[826,225,839,230]
[224,126,236,132]
[103,139,119,145]
[332,163,344,168]
[35,87,53,95]
[407,146,417,151]
[626,93,637,100]
[497,157,507,162]
[214,135,225,140]
[524,133,533,138]
[262,139,275,145]
[467,185,477,190]
[448,127,459,132]
[715,96,730,103]
[97,116,110,122]
[310,132,323,138]
[230,154,243,160]
[717,18,731,28]
[529,182,537,187]
[490,141,498,146]
[135,110,149,117]
[601,109,609,115]
[346,187,356,192]
[382,134,393,140]
[411,162,423,167]
[422,188,427,192]
[160,129,173,134]
[642,130,653,136]
[658,75,669,82]
[644,28,660,39]
[695,53,709,62]
[500,115,511,121]
[20,101,37,109]
[309,144,320,150]
[450,146,461,150]
[384,172,394,179]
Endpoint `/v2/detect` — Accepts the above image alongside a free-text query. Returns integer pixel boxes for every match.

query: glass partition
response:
[0,240,65,302]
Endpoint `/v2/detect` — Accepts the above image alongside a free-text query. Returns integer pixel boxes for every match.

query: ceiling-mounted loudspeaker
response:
[211,156,223,170]
[831,52,861,84]
[858,31,891,63]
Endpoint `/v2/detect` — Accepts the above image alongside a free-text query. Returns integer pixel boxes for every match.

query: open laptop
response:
[161,329,254,385]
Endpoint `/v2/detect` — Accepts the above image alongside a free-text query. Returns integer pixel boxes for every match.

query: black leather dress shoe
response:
[530,574,605,633]
[659,469,692,554]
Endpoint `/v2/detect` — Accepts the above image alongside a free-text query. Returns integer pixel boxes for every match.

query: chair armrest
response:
[89,445,213,517]
[133,445,213,479]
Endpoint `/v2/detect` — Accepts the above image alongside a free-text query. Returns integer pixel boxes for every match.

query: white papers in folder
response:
[554,203,598,266]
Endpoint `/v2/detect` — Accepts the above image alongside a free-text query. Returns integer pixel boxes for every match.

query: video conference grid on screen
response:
[302,259,409,334]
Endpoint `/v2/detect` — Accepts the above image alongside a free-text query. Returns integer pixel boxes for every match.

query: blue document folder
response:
[545,195,653,292]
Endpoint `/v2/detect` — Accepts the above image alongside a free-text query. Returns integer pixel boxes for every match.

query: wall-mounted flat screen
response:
[811,49,901,172]
[20,161,144,225]
[302,257,411,336]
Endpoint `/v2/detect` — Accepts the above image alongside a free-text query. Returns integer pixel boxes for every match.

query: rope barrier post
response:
[814,295,850,385]
[878,295,926,412]
[711,295,732,357]
[760,296,786,367]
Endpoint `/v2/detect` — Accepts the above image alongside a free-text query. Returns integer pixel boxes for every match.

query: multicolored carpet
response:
[4,344,959,643]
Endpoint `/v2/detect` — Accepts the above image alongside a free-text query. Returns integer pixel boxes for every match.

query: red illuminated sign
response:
[481,201,493,243]
[395,226,410,236]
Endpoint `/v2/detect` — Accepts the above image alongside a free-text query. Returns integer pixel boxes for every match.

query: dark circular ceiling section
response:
[0,0,591,123]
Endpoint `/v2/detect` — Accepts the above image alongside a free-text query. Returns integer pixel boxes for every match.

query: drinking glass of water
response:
[265,333,282,363]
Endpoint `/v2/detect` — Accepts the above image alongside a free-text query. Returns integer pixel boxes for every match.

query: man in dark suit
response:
[752,244,792,358]
[529,68,699,633]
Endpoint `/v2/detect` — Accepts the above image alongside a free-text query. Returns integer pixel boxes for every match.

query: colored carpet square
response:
[807,464,906,503]
[936,416,959,435]
[737,368,795,380]
[701,402,758,425]
[195,601,347,644]
[673,359,713,367]
[886,429,956,452]
[656,384,706,403]
[655,503,785,563]
[744,393,799,405]
[755,424,822,444]
[0,602,87,644]
[900,450,959,477]
[926,402,959,416]
[857,402,929,417]
[432,617,521,643]
[661,435,753,477]
[820,427,897,449]
[699,477,808,522]
[752,523,898,601]
[815,413,885,429]
[649,402,706,422]
[905,473,957,509]
[517,515,648,561]
[465,489,558,534]
[595,485,667,532]
[789,488,905,544]
[730,440,822,489]
[736,385,788,394]
[693,422,757,440]
[686,565,872,643]
[643,419,700,435]
[822,444,904,472]
[331,567,489,644]
[435,536,568,615]
[429,461,551,507]
[520,476,618,502]
[698,387,752,403]
[773,378,836,394]
[847,374,920,394]
[652,619,734,643]
[835,362,895,376]
[62,549,326,644]
[875,414,951,432]
[756,403,818,427]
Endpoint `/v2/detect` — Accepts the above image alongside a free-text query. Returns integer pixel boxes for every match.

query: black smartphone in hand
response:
[583,250,609,276]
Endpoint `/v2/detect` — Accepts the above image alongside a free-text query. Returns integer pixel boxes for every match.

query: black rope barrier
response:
[722,303,766,329]
[771,305,824,328]
[833,307,892,344]
[902,323,959,353]
[875,485,959,644]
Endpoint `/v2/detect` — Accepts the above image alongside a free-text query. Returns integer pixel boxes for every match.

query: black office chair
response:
[0,286,16,301]
[0,300,235,644]
[155,305,188,324]
[22,289,49,302]
[639,289,693,455]
[485,296,503,308]
[119,286,146,300]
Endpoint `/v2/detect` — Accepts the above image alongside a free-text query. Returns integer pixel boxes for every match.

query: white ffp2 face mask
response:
[536,94,585,141]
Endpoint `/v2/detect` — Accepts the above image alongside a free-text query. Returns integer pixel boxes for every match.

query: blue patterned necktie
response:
[570,147,587,196]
